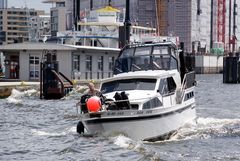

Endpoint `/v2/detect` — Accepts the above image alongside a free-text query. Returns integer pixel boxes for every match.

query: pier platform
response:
[0,81,40,87]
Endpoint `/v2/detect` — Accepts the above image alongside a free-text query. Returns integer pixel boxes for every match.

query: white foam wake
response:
[31,126,76,137]
[6,89,38,104]
[170,117,240,141]
[113,135,134,149]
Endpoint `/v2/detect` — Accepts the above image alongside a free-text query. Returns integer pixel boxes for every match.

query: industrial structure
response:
[46,0,157,34]
[156,0,239,54]
[40,50,73,99]
[75,0,240,53]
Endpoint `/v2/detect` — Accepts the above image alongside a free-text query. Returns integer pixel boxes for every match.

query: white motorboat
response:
[77,40,196,141]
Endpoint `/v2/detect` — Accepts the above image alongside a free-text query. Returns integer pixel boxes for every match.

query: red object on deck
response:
[86,96,102,112]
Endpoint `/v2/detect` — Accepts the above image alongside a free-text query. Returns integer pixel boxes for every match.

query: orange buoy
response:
[86,96,102,112]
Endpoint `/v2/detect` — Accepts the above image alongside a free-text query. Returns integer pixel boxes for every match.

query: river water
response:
[0,74,240,161]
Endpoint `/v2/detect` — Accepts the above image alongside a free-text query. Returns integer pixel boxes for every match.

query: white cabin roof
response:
[102,70,178,83]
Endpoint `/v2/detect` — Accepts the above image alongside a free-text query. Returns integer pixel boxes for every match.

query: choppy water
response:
[0,74,240,161]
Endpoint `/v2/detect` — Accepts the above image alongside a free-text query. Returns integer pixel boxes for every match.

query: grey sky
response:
[8,0,51,13]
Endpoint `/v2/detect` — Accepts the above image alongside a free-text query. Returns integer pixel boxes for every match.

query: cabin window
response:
[114,57,132,74]
[120,48,134,58]
[152,46,170,70]
[143,97,162,109]
[132,55,151,71]
[153,46,169,55]
[114,44,179,74]
[170,48,178,69]
[101,79,156,94]
[158,77,176,96]
[134,46,151,56]
[184,91,194,101]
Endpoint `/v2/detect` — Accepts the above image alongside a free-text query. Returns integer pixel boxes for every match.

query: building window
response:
[72,55,81,79]
[73,55,80,71]
[29,55,40,80]
[85,55,92,79]
[108,56,114,77]
[97,56,104,79]
[98,56,103,71]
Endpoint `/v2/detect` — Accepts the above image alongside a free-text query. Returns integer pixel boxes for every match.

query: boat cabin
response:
[114,42,179,74]
[101,76,176,110]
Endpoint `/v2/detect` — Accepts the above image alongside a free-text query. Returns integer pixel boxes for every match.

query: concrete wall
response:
[195,55,223,74]
[191,0,211,53]
[20,51,31,81]
[57,50,72,79]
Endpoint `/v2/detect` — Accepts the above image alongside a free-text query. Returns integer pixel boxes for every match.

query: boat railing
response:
[176,71,195,103]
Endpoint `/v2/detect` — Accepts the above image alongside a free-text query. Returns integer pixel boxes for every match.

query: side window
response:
[158,78,168,95]
[143,97,162,109]
[167,77,176,93]
[158,77,176,96]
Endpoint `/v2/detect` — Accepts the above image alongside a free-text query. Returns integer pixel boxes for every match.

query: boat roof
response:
[101,70,177,83]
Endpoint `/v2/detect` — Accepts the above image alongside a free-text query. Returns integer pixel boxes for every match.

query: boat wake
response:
[112,135,161,160]
[109,117,240,160]
[31,126,76,137]
[110,117,240,146]
[6,89,39,104]
[169,117,240,141]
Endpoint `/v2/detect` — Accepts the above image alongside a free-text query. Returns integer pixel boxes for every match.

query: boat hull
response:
[81,103,196,141]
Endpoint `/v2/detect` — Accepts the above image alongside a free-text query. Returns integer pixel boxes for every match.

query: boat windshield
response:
[114,44,178,74]
[101,78,157,94]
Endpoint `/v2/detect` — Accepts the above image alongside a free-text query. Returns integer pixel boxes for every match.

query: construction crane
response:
[228,0,238,52]
[217,0,226,47]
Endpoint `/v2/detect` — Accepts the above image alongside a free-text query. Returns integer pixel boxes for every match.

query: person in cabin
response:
[143,58,150,70]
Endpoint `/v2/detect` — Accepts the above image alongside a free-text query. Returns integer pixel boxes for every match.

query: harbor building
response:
[0,43,119,81]
[0,8,44,44]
